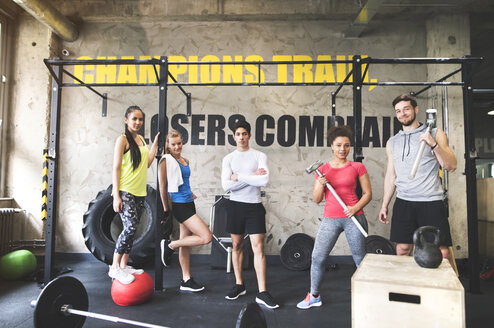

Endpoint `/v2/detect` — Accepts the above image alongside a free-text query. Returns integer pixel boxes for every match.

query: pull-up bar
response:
[42,55,483,295]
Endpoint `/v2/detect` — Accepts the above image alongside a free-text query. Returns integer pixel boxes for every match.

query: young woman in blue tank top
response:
[170,159,194,202]
[158,129,212,292]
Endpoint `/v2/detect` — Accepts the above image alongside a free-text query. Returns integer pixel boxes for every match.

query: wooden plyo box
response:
[351,254,465,328]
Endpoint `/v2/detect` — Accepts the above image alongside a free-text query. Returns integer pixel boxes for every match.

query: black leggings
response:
[114,191,145,254]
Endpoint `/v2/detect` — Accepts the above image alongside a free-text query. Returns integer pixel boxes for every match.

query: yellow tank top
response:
[119,136,149,197]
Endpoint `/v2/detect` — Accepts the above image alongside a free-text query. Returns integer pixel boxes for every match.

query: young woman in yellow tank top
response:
[108,105,159,284]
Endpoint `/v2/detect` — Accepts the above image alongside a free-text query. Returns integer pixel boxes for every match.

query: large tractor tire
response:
[82,185,158,265]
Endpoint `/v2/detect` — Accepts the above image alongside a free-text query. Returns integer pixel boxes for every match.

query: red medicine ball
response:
[111,272,154,306]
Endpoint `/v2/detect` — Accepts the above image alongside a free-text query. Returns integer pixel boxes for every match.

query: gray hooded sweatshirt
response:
[388,123,443,202]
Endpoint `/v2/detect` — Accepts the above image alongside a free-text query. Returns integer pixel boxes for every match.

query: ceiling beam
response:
[344,0,384,38]
[13,0,78,42]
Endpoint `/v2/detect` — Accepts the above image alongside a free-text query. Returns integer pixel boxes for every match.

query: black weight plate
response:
[34,276,88,328]
[280,235,314,271]
[365,235,396,255]
[286,233,314,245]
[236,302,267,328]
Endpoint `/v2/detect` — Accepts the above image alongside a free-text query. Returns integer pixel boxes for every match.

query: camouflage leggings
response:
[114,191,145,254]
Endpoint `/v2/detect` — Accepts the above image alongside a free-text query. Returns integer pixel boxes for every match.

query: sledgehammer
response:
[305,160,368,237]
[409,108,437,180]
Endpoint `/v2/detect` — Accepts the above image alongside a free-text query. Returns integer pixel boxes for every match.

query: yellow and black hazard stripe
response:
[41,149,48,220]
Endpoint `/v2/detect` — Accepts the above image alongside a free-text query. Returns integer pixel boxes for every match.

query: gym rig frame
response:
[43,55,482,293]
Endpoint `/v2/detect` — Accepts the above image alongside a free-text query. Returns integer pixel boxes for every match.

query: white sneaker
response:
[122,265,144,275]
[108,266,135,284]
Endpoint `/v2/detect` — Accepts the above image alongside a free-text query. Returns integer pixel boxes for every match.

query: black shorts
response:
[390,198,452,246]
[226,200,266,235]
[171,202,196,224]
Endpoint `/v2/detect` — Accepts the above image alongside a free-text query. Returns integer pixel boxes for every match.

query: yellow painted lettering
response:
[201,55,220,83]
[96,56,117,84]
[189,56,198,83]
[168,56,187,83]
[74,56,93,84]
[369,78,377,91]
[223,56,243,83]
[273,55,291,83]
[336,55,348,84]
[348,55,355,83]
[314,55,335,83]
[138,56,159,83]
[245,55,264,83]
[361,55,369,83]
[117,56,137,84]
[293,55,313,83]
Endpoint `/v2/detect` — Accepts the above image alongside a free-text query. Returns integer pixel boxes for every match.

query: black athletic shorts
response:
[390,198,452,246]
[171,202,196,224]
[226,200,266,235]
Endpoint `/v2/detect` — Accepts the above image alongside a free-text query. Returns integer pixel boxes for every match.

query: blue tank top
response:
[170,159,194,203]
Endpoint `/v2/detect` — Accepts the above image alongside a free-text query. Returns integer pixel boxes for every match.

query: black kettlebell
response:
[413,226,442,269]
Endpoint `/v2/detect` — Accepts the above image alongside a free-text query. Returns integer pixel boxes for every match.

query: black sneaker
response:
[160,239,174,267]
[256,291,279,309]
[225,284,246,300]
[180,277,205,292]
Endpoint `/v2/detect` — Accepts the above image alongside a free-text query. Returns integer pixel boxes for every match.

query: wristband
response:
[431,143,438,150]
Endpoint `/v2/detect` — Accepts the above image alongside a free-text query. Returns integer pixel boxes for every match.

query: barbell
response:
[31,276,267,328]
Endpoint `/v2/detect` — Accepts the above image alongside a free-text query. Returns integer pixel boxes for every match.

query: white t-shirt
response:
[221,148,269,204]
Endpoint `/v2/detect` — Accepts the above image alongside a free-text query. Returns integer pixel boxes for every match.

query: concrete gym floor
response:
[0,254,493,328]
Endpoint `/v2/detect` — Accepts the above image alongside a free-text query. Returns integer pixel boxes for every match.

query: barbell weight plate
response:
[365,235,396,255]
[280,234,314,271]
[236,303,267,328]
[34,276,88,328]
[286,233,314,245]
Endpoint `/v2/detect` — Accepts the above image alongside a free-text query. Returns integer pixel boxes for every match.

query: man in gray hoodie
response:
[378,94,457,259]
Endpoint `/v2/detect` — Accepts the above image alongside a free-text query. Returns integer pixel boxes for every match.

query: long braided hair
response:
[124,105,144,171]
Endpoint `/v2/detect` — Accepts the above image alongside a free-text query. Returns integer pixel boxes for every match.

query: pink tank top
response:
[316,161,367,218]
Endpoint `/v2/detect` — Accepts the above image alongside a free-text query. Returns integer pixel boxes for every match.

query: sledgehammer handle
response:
[315,169,368,238]
[409,125,431,180]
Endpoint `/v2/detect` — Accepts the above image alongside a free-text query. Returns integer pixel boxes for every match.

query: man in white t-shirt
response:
[221,120,279,309]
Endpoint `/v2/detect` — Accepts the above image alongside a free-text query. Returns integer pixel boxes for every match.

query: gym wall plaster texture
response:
[7,13,471,258]
[6,16,54,244]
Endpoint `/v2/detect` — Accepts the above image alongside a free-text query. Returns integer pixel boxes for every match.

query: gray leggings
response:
[115,191,145,254]
[310,214,367,296]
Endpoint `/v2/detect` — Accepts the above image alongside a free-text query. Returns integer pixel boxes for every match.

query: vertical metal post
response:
[155,56,169,291]
[462,61,480,293]
[44,62,62,285]
[352,55,363,198]
[352,55,363,163]
[442,87,449,200]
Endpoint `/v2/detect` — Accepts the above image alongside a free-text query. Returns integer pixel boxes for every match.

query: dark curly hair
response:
[327,125,353,145]
[232,120,251,135]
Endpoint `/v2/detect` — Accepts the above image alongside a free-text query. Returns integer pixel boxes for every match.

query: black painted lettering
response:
[150,114,158,143]
[171,114,189,144]
[207,115,226,145]
[362,116,380,147]
[277,115,296,147]
[346,116,355,134]
[299,116,324,147]
[191,115,205,145]
[255,115,275,147]
[382,116,391,146]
